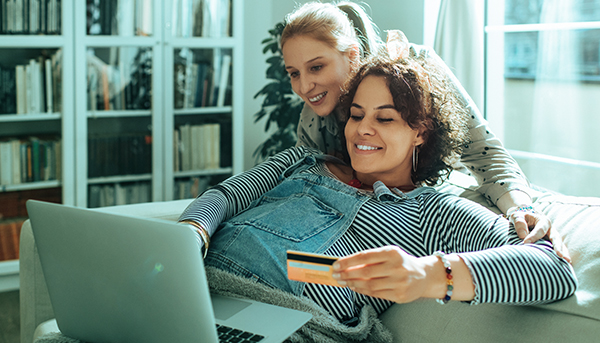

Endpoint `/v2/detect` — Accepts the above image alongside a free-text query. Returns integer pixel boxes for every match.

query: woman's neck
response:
[351,170,416,191]
[326,162,415,191]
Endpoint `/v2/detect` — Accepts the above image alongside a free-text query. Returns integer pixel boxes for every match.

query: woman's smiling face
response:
[345,75,425,187]
[282,35,355,117]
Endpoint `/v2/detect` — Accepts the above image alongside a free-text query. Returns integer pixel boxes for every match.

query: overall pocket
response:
[227,193,343,242]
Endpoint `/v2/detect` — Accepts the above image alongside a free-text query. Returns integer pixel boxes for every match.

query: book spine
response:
[45,58,53,113]
[0,140,13,185]
[11,139,21,184]
[0,221,23,261]
[216,54,231,107]
[30,137,40,181]
[16,65,26,114]
[0,223,14,261]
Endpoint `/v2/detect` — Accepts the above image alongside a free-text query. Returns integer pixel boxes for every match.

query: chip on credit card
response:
[287,250,343,287]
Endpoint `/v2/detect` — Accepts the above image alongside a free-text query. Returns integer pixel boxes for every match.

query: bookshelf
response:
[164,0,244,201]
[73,0,244,206]
[0,1,74,292]
[73,0,163,207]
[0,0,243,291]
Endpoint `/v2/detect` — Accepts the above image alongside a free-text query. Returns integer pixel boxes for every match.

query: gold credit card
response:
[286,250,343,287]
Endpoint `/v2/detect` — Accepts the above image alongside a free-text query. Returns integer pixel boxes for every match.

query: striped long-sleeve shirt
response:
[179,146,577,322]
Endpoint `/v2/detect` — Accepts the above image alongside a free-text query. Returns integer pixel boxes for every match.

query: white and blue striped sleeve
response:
[178,146,312,236]
[425,194,578,305]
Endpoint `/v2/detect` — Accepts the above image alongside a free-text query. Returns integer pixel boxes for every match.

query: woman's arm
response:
[421,47,532,207]
[332,241,576,305]
[178,146,312,236]
[333,194,577,304]
[420,46,567,256]
[332,246,476,303]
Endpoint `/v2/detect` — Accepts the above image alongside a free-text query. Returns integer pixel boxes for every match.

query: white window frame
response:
[484,0,600,194]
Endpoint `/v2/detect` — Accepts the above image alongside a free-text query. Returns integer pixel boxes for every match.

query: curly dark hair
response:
[338,54,470,186]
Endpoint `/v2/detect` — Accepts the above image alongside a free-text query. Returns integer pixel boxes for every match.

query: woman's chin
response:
[350,161,373,174]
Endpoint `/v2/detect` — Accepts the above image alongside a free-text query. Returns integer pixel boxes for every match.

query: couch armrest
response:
[19,199,194,343]
[20,219,54,343]
[95,199,194,221]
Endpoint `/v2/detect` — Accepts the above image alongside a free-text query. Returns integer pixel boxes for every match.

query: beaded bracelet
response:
[433,251,453,305]
[505,205,535,218]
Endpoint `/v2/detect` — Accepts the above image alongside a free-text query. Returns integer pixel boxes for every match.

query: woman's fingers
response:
[512,213,530,239]
[331,246,430,303]
[515,212,571,262]
[522,213,549,243]
[333,246,395,273]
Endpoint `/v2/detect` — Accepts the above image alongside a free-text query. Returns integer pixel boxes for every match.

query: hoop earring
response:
[412,146,419,172]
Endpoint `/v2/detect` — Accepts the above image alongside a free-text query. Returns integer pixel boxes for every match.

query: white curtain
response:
[531,0,582,159]
[527,0,598,194]
[434,0,485,112]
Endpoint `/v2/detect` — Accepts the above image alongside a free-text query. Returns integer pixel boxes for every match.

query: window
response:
[485,0,600,196]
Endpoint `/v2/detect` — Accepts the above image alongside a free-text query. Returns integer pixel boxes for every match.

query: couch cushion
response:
[380,298,600,342]
[380,171,600,342]
[533,192,600,320]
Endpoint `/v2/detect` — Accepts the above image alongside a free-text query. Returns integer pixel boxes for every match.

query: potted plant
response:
[252,22,303,162]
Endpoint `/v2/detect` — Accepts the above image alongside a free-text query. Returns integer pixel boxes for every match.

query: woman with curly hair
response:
[280,2,565,255]
[336,52,469,188]
[178,54,576,324]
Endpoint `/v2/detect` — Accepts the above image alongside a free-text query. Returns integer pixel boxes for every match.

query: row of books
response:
[0,49,62,115]
[88,133,152,178]
[173,176,210,200]
[0,136,61,186]
[174,123,220,172]
[172,0,231,38]
[87,47,152,111]
[174,49,231,109]
[0,0,61,34]
[87,0,152,36]
[88,181,151,208]
[0,220,23,261]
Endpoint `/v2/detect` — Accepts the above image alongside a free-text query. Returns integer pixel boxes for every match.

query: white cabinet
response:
[0,0,243,291]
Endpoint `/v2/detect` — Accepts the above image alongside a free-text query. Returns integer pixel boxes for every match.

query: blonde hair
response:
[281,1,383,59]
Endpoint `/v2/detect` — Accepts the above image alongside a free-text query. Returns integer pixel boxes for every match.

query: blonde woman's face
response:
[283,35,355,117]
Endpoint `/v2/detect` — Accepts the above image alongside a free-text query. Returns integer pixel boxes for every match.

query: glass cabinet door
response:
[164,0,237,200]
[76,0,160,207]
[171,0,232,38]
[0,1,71,272]
[86,0,153,37]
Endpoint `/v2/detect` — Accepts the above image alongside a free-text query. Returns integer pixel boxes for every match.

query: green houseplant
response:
[252,22,303,162]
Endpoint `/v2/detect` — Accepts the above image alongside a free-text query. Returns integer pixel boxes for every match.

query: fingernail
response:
[333,262,340,271]
[337,280,347,287]
[332,273,340,279]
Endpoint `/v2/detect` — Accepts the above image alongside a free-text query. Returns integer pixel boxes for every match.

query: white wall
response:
[241,0,274,170]
[242,0,428,170]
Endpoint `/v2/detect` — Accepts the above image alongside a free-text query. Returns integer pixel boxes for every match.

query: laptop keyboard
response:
[216,324,265,342]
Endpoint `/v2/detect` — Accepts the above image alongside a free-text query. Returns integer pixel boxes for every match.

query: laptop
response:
[26,200,312,343]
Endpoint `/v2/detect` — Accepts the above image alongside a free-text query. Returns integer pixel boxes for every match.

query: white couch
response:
[20,173,600,342]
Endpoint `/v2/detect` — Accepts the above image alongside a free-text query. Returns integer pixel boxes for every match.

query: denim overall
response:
[204,153,423,297]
